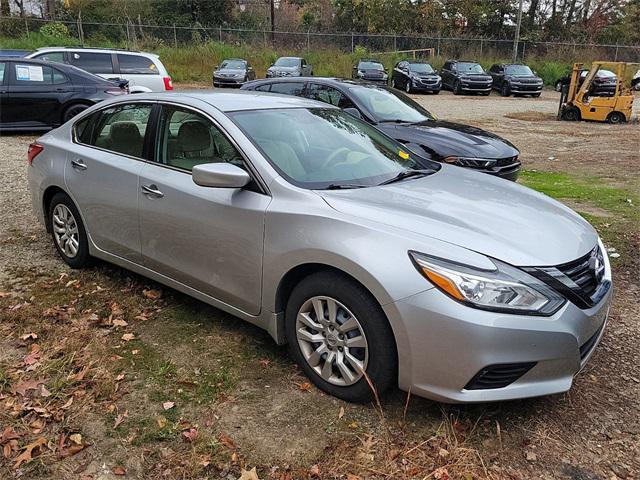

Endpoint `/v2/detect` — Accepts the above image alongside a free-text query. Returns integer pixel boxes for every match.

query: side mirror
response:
[343,107,362,119]
[192,163,251,189]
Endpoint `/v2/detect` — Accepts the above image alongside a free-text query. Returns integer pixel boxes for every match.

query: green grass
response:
[0,34,575,85]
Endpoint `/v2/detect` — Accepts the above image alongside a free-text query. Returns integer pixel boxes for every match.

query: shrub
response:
[39,22,69,39]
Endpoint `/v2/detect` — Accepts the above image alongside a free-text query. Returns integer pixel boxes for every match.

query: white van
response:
[27,47,173,93]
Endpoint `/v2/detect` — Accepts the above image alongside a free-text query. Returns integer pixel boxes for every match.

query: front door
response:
[138,104,270,315]
[65,102,153,263]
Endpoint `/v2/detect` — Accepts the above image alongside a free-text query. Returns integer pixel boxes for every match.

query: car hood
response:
[319,167,597,267]
[377,120,519,160]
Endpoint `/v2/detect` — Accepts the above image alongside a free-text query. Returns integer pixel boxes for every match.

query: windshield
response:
[348,86,435,123]
[505,65,533,76]
[220,60,245,70]
[359,61,384,71]
[230,108,437,189]
[274,58,300,67]
[457,62,484,74]
[409,63,434,74]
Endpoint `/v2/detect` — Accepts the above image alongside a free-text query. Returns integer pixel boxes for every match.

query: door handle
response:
[141,184,164,198]
[70,159,87,171]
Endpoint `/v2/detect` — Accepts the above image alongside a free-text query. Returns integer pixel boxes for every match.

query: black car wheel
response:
[608,111,626,124]
[405,80,412,94]
[561,107,581,121]
[453,80,462,95]
[501,83,511,97]
[432,89,440,95]
[391,78,396,89]
[532,92,541,98]
[555,80,563,92]
[62,103,89,123]
[285,271,397,403]
[48,192,92,269]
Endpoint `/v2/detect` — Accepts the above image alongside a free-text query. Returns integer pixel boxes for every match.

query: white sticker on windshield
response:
[15,65,44,82]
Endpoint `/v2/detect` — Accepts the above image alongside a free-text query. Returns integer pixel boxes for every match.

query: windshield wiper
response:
[323,183,368,190]
[378,169,432,186]
[378,119,413,124]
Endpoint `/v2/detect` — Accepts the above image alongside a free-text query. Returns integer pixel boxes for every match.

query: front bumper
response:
[412,80,441,92]
[385,283,612,403]
[510,84,543,93]
[213,77,245,87]
[460,82,492,92]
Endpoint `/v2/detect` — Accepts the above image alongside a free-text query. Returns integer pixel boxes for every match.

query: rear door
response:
[5,62,71,127]
[0,61,7,124]
[65,102,154,262]
[69,51,115,79]
[138,103,270,314]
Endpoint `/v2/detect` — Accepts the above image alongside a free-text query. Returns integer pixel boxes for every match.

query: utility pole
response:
[270,0,275,43]
[513,0,523,63]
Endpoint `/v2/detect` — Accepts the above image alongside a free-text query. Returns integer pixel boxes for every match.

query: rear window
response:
[13,64,68,85]
[269,82,305,96]
[70,52,114,74]
[117,54,159,75]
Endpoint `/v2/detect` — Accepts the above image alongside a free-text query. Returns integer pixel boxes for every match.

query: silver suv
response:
[27,47,173,93]
[27,91,612,404]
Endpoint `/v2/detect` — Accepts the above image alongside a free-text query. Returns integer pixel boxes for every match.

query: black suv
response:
[440,60,492,95]
[352,59,388,84]
[241,78,521,180]
[489,63,543,97]
[391,60,441,94]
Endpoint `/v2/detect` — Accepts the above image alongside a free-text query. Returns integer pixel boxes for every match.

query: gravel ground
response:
[1,89,639,479]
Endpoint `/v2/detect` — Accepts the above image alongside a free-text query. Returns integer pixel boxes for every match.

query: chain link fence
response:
[1,16,639,63]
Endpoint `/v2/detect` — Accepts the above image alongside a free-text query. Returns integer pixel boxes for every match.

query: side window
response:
[117,54,159,75]
[269,82,305,96]
[74,111,100,145]
[156,106,244,172]
[0,62,5,84]
[306,84,355,109]
[89,104,152,158]
[301,59,307,67]
[70,52,113,74]
[34,52,65,63]
[253,84,271,92]
[13,64,68,85]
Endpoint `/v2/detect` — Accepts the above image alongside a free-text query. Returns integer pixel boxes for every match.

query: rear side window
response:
[253,84,271,92]
[34,51,65,63]
[0,62,5,83]
[79,103,152,158]
[117,54,159,75]
[70,52,113,74]
[13,64,68,85]
[269,82,305,96]
[306,83,355,109]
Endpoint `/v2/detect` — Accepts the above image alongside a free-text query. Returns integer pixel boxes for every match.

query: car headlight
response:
[409,252,566,316]
[382,73,388,80]
[443,156,497,168]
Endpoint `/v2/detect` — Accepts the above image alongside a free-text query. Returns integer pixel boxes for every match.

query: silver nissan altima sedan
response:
[27,91,612,403]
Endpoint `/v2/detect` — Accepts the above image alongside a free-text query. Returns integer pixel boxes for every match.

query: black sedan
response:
[352,59,388,84]
[212,58,255,88]
[0,57,128,132]
[241,78,521,180]
[391,60,441,94]
[489,63,543,97]
[554,69,617,96]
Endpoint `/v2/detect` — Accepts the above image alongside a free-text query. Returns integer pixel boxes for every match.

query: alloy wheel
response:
[52,204,80,258]
[295,296,368,386]
[405,81,411,93]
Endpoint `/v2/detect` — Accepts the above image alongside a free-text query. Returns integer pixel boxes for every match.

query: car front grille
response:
[465,362,536,390]
[495,155,519,166]
[523,246,610,309]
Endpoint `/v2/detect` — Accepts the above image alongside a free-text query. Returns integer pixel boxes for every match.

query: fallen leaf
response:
[112,466,126,475]
[297,382,312,392]
[30,418,46,435]
[114,411,128,429]
[11,379,45,396]
[69,433,82,445]
[131,350,139,355]
[116,373,125,381]
[121,333,135,342]
[346,475,361,480]
[348,421,359,429]
[526,451,537,462]
[182,427,198,443]
[338,406,345,419]
[156,415,167,428]
[433,467,450,480]
[238,467,260,480]
[218,433,237,450]
[1,426,21,443]
[309,464,321,477]
[112,319,128,327]
[142,289,162,300]
[20,332,38,341]
[14,437,47,468]
[258,359,270,368]
[162,401,175,410]
[38,384,51,397]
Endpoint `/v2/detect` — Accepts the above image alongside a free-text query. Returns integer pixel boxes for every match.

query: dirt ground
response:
[0,88,639,480]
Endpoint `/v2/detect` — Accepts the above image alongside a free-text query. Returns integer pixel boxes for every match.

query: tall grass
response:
[2,34,574,85]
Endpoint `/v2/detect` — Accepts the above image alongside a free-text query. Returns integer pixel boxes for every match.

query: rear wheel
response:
[608,111,626,124]
[62,103,89,123]
[48,193,92,269]
[405,80,412,94]
[285,271,397,403]
[561,107,581,121]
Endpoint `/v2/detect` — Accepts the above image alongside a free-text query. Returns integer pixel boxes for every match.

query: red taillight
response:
[163,76,173,91]
[28,143,44,166]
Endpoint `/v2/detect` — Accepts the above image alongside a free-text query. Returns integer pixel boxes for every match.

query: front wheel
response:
[555,81,563,92]
[391,78,396,89]
[48,193,92,268]
[561,107,581,121]
[501,83,510,97]
[608,111,626,124]
[405,80,412,94]
[453,80,462,95]
[285,271,397,403]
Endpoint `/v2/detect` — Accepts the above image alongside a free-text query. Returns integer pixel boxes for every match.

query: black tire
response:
[561,107,581,121]
[432,89,440,95]
[501,83,510,97]
[48,193,92,269]
[405,80,412,94]
[532,92,541,98]
[285,271,397,403]
[453,80,462,95]
[62,103,89,123]
[555,80,563,92]
[608,111,626,124]
[391,78,396,89]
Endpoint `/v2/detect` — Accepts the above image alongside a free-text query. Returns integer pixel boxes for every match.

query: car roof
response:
[358,58,382,63]
[163,91,333,112]
[245,77,383,88]
[406,60,432,64]
[276,56,303,60]
[34,46,159,57]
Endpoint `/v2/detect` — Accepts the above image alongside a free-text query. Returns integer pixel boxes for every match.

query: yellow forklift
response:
[558,61,636,123]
